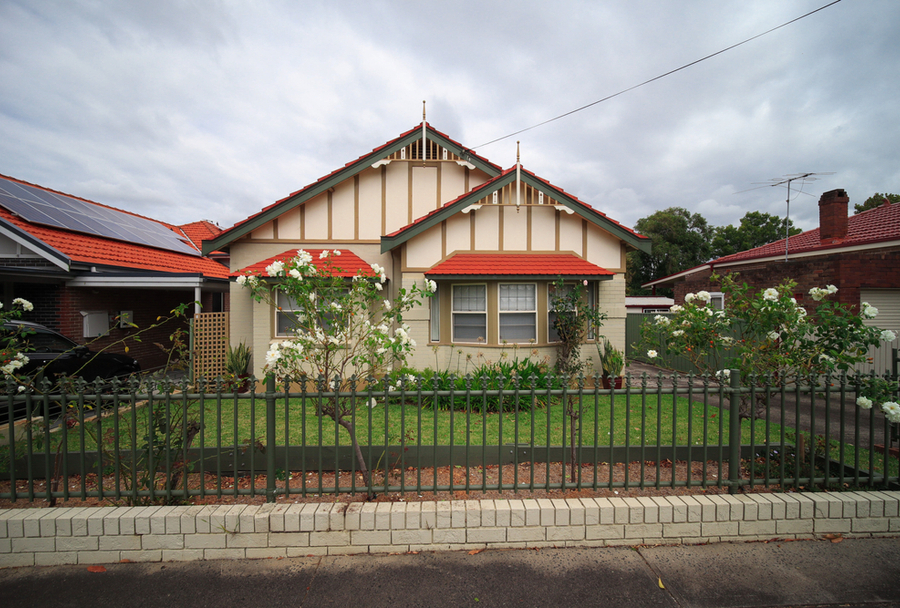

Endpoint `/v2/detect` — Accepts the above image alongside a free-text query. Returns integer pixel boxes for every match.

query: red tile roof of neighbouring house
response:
[231,249,373,278]
[711,199,900,265]
[0,174,229,279]
[0,207,230,278]
[425,253,614,278]
[178,220,223,251]
[643,198,900,289]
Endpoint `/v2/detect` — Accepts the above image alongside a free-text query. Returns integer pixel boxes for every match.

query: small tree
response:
[236,249,434,492]
[549,277,607,480]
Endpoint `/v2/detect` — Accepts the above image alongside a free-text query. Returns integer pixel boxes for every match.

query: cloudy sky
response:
[1,0,897,236]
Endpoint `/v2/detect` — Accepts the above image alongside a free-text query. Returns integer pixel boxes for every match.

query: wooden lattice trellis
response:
[193,312,229,380]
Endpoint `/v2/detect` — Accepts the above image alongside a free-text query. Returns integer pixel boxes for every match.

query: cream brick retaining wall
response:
[2,492,899,568]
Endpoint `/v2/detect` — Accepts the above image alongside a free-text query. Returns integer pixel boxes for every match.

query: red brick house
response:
[643,189,900,372]
[0,174,230,371]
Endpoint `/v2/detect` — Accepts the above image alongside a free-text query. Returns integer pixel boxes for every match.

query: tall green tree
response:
[854,192,899,214]
[710,211,801,259]
[627,207,712,297]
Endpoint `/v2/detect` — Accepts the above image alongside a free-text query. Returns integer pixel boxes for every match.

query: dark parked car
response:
[2,320,140,387]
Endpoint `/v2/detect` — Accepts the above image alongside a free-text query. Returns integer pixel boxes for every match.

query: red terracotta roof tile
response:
[178,220,222,251]
[425,253,613,277]
[712,199,900,265]
[0,207,229,278]
[231,249,372,278]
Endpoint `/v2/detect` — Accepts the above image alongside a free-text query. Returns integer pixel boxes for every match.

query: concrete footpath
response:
[1,537,898,608]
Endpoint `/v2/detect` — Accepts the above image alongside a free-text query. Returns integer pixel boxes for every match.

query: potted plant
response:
[225,341,252,392]
[596,339,624,389]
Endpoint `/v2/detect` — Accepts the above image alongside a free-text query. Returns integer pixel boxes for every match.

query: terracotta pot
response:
[602,376,623,389]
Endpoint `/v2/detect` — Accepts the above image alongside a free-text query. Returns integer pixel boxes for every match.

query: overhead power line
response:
[473,0,843,150]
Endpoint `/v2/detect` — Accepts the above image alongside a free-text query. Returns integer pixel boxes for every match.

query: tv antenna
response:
[750,172,834,262]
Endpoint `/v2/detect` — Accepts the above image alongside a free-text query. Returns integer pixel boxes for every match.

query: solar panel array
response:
[0,177,199,256]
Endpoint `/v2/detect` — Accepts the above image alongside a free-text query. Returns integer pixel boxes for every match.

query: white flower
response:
[767,331,780,341]
[684,293,696,303]
[762,288,779,301]
[856,396,873,409]
[818,354,834,364]
[265,261,284,277]
[861,303,878,319]
[809,287,826,302]
[696,291,711,303]
[882,401,900,424]
[647,350,658,359]
[289,268,303,279]
[295,250,313,265]
[371,263,383,276]
[826,284,838,294]
[17,385,25,393]
[796,307,807,318]
[383,299,392,311]
[235,275,247,285]
[654,315,670,326]
[12,298,33,312]
[426,279,437,292]
[881,330,897,343]
[309,293,316,303]
[715,369,731,380]
[672,330,684,337]
[264,342,283,365]
[669,305,682,313]
[333,250,341,256]
[368,398,378,409]
[319,250,329,260]
[374,282,382,291]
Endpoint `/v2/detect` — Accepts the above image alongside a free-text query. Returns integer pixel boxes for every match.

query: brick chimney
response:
[818,188,849,242]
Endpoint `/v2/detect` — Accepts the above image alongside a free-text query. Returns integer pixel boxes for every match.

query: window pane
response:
[453,285,485,312]
[277,311,300,335]
[499,312,536,341]
[499,284,535,311]
[453,313,486,342]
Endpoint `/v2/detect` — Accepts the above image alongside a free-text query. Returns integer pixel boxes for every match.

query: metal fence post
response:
[266,375,277,503]
[728,368,742,495]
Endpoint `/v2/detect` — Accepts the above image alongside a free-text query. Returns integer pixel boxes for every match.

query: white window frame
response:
[275,291,302,337]
[451,283,487,344]
[709,292,725,310]
[498,282,537,343]
[430,284,440,342]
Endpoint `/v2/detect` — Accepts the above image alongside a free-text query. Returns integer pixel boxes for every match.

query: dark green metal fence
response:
[2,371,898,504]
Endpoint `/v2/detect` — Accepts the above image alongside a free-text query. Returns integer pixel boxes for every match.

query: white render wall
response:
[3,492,899,567]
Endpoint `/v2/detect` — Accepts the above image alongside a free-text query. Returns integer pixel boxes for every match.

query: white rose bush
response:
[235,249,435,491]
[638,274,898,419]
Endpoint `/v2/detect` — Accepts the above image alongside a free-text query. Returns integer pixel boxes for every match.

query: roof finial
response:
[516,141,522,213]
[422,100,426,124]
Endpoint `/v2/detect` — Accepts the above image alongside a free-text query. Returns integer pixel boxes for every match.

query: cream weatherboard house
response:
[203,123,650,377]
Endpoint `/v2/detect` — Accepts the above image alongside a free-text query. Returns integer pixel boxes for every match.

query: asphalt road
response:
[2,537,899,608]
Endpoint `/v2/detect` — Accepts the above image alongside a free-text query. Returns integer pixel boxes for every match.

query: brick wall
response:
[12,284,197,372]
[2,492,898,567]
[674,245,900,311]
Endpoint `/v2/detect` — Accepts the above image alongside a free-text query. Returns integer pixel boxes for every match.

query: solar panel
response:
[0,177,199,256]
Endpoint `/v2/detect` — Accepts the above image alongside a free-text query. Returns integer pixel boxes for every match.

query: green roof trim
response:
[202,126,501,255]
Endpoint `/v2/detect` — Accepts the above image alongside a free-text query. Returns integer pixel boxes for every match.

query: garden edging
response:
[2,491,899,568]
